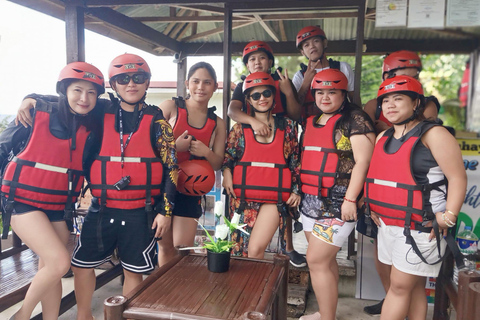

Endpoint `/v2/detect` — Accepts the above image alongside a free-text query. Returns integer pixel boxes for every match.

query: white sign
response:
[408,0,446,28]
[447,0,480,27]
[376,0,408,27]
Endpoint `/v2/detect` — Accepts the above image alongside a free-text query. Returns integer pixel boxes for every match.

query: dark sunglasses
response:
[249,89,273,101]
[115,73,149,85]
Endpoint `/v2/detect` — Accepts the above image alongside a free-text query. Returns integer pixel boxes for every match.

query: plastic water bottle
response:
[457,225,479,271]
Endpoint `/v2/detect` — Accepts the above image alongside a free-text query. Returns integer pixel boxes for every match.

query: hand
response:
[189,139,210,158]
[286,192,301,207]
[250,118,270,136]
[16,98,36,127]
[341,200,357,222]
[276,68,293,96]
[152,214,171,239]
[175,130,191,153]
[222,169,236,198]
[370,211,381,227]
[303,60,321,85]
[428,212,453,240]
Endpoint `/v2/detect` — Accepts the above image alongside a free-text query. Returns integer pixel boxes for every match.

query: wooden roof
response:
[9,0,480,57]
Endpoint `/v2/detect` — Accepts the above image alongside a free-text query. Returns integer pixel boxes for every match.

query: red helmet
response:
[296,26,327,49]
[242,41,274,65]
[242,72,276,94]
[311,69,348,91]
[57,61,105,95]
[377,75,424,101]
[177,160,215,196]
[108,53,151,80]
[382,50,422,78]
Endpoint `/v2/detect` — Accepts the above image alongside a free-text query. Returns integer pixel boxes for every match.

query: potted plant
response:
[197,212,248,273]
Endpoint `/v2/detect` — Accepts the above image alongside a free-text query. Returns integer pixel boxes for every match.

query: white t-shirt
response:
[292,61,355,92]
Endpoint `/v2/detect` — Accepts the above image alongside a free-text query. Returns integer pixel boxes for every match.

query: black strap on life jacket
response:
[300,58,341,74]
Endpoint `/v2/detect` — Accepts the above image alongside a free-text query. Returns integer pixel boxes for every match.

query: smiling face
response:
[381,92,418,124]
[300,36,327,62]
[314,88,345,114]
[186,67,218,103]
[112,72,149,104]
[246,51,273,74]
[66,80,98,115]
[246,85,274,113]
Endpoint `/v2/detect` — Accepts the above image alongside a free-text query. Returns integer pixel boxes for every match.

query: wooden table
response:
[104,252,289,320]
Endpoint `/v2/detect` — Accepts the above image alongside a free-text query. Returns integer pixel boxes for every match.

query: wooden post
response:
[353,0,366,106]
[176,56,187,98]
[222,3,232,124]
[104,295,127,320]
[457,270,480,319]
[64,1,85,63]
[273,254,289,320]
[467,282,480,320]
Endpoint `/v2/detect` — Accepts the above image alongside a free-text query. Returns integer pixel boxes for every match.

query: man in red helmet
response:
[227,41,306,268]
[363,50,439,134]
[293,25,355,119]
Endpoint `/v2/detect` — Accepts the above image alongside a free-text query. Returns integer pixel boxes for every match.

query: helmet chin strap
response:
[393,100,421,125]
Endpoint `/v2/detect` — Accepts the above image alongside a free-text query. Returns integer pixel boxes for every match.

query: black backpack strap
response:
[328,59,341,70]
[173,96,186,109]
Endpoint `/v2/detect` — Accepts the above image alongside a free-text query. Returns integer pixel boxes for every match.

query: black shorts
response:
[2,195,66,222]
[172,192,203,218]
[71,201,156,273]
[356,213,378,239]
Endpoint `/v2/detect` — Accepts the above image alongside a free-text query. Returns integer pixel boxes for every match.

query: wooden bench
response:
[0,232,123,318]
[434,249,480,320]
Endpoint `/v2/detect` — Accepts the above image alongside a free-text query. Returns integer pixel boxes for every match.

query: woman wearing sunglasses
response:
[298,69,375,320]
[15,54,177,320]
[156,61,226,266]
[1,62,104,320]
[222,72,301,258]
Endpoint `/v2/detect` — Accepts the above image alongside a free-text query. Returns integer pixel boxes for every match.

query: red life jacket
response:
[1,104,88,211]
[232,122,291,204]
[300,114,351,198]
[244,74,286,116]
[364,122,445,230]
[172,97,217,164]
[89,105,164,210]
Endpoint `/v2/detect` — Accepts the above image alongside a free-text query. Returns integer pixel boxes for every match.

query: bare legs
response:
[157,216,197,267]
[306,236,341,320]
[10,212,71,320]
[373,238,392,293]
[71,266,96,320]
[380,265,427,320]
[248,204,280,259]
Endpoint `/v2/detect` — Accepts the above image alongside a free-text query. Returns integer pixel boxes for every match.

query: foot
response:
[282,249,307,268]
[363,299,384,316]
[299,312,321,320]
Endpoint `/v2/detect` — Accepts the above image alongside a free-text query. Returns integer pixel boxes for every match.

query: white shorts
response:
[302,215,355,247]
[377,218,446,277]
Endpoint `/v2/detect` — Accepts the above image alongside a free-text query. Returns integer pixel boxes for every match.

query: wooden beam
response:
[278,20,287,42]
[181,20,256,42]
[223,3,233,124]
[132,15,249,23]
[65,2,85,63]
[85,7,181,53]
[253,14,279,42]
[182,39,479,56]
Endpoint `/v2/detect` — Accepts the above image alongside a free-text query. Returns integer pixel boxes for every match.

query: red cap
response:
[311,69,348,91]
[382,50,422,78]
[108,53,151,80]
[242,72,276,94]
[242,41,274,65]
[377,75,424,101]
[57,61,105,95]
[296,26,326,49]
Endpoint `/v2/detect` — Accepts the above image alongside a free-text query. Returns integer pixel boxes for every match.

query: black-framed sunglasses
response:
[249,89,273,101]
[115,73,149,85]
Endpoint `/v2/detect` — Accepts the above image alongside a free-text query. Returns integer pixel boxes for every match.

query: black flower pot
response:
[207,250,231,273]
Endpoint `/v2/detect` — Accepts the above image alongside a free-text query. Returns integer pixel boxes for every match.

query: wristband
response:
[445,209,458,217]
[442,212,456,228]
[343,196,357,203]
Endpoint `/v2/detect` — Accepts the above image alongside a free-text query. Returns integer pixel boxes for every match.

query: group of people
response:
[1,24,467,320]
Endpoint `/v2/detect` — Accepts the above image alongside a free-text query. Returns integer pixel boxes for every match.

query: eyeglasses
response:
[249,89,273,101]
[115,73,149,85]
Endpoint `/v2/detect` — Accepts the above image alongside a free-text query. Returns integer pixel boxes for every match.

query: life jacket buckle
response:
[145,201,153,213]
[4,200,14,214]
